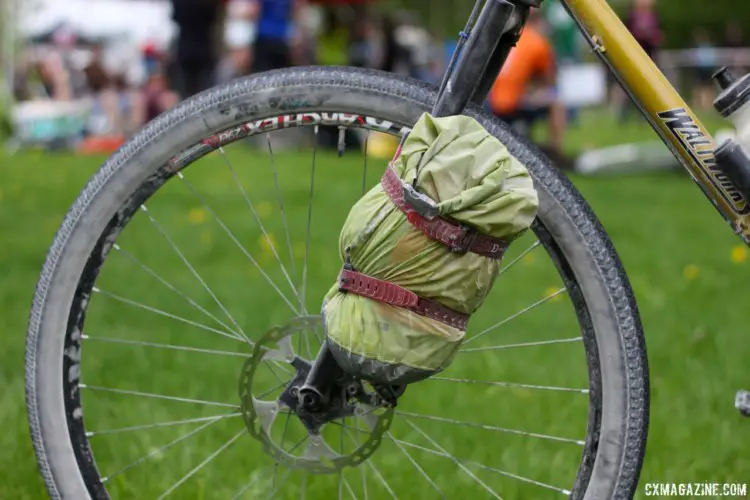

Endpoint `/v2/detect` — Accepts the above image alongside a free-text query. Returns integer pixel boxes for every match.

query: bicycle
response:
[25,0,750,499]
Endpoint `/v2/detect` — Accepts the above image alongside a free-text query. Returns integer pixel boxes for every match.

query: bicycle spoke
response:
[102,413,230,482]
[364,454,398,499]
[429,375,588,393]
[497,240,541,278]
[343,428,397,499]
[86,412,242,437]
[387,431,446,499]
[465,287,568,345]
[265,359,293,382]
[82,334,249,358]
[156,429,245,499]
[91,287,243,342]
[112,244,240,336]
[404,420,501,500]
[342,474,358,500]
[339,416,345,500]
[358,425,369,500]
[247,437,309,500]
[362,132,369,195]
[279,411,292,451]
[80,384,238,409]
[268,468,292,499]
[217,146,301,303]
[387,434,571,495]
[395,410,584,445]
[301,126,319,314]
[271,463,281,493]
[461,337,583,354]
[303,330,314,360]
[86,332,290,403]
[266,133,297,283]
[257,378,293,399]
[176,172,300,316]
[139,204,250,341]
[230,466,275,500]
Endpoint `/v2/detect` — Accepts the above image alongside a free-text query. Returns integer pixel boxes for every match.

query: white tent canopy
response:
[20,0,177,48]
[18,0,178,86]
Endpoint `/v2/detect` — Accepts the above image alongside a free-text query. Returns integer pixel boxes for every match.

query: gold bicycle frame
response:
[561,0,750,244]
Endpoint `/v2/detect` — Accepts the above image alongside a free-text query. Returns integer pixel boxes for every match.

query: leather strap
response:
[380,167,508,259]
[339,268,469,331]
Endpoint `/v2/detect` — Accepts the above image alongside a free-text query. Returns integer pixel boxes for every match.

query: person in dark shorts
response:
[250,0,306,73]
[489,10,566,159]
[692,28,718,110]
[170,0,226,98]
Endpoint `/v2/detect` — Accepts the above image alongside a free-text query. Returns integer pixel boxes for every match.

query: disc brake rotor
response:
[239,316,394,475]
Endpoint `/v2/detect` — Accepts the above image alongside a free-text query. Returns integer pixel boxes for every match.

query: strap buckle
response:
[339,260,356,293]
[448,224,478,255]
[401,181,440,220]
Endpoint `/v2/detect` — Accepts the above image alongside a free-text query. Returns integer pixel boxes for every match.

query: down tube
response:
[562,0,750,243]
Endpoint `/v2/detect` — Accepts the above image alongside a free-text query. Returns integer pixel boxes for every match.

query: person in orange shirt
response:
[489,10,566,156]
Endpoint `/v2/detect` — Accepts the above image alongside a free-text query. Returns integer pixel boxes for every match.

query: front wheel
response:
[26,67,648,499]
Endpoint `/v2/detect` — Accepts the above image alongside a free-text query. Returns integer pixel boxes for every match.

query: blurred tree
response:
[377,0,750,49]
[0,0,21,138]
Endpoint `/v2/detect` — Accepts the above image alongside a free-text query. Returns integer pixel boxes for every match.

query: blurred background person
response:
[169,0,226,98]
[724,21,747,75]
[316,8,349,67]
[691,27,718,110]
[82,44,124,136]
[133,70,180,125]
[488,9,567,165]
[348,9,383,69]
[626,0,663,59]
[216,0,255,84]
[542,0,583,125]
[616,0,663,122]
[250,0,307,73]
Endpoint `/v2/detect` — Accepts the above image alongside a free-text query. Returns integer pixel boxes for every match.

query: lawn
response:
[1,109,749,499]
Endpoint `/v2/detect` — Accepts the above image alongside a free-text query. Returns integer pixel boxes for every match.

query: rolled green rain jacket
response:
[323,113,539,384]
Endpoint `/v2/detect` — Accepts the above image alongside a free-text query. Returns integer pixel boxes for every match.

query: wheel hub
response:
[238,316,395,474]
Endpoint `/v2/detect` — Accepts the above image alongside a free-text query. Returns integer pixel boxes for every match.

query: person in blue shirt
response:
[250,0,307,73]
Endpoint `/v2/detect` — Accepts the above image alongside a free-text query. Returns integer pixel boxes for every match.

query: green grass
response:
[1,110,749,499]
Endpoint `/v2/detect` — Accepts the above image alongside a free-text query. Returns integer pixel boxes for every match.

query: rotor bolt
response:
[290,387,299,398]
[346,383,359,396]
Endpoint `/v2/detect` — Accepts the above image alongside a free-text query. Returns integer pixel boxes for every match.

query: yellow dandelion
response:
[511,387,532,399]
[683,264,700,281]
[544,286,564,302]
[730,245,748,264]
[259,233,278,254]
[256,201,273,219]
[522,253,535,265]
[187,207,208,225]
[367,132,399,160]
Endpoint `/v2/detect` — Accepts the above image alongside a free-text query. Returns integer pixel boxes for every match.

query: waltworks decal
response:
[658,108,750,215]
